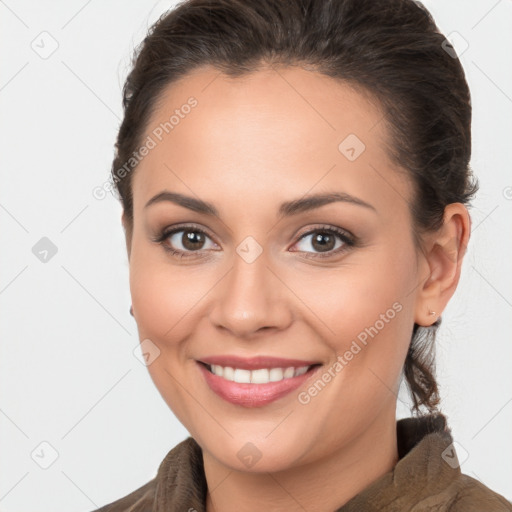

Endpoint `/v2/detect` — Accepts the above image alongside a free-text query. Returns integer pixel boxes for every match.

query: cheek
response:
[129,239,208,343]
[297,242,418,388]
[300,245,415,335]
[128,243,205,423]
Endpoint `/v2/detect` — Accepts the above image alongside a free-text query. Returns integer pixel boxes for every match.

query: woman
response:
[94,0,511,510]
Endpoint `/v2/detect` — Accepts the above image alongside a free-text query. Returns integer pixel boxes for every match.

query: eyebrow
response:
[144,190,376,218]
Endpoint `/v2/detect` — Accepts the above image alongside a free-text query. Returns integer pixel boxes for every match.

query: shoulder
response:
[91,478,157,511]
[445,473,512,511]
[89,437,200,512]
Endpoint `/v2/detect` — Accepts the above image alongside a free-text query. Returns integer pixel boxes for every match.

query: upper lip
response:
[198,355,320,370]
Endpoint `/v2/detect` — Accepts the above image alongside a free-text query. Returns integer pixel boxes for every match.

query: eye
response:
[290,225,355,259]
[153,223,356,260]
[153,224,218,258]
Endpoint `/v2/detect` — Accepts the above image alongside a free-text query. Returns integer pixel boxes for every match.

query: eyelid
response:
[293,223,355,243]
[153,223,219,251]
[156,222,217,241]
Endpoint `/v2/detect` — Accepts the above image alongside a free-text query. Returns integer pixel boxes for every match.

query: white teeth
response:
[208,364,312,383]
[284,367,295,379]
[223,366,235,381]
[251,368,270,384]
[211,364,223,377]
[294,366,308,376]
[233,369,251,383]
[269,368,284,382]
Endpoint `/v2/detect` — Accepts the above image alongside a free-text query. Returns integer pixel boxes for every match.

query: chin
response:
[195,426,316,473]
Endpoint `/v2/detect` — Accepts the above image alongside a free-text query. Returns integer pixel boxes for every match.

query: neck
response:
[203,409,399,512]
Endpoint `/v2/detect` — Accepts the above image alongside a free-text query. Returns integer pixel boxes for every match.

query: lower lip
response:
[197,362,320,407]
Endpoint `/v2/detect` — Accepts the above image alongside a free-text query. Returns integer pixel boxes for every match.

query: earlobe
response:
[414,203,470,326]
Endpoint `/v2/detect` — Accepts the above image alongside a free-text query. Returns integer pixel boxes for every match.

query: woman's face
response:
[126,65,430,471]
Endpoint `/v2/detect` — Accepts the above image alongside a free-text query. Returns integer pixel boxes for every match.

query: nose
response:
[209,251,293,338]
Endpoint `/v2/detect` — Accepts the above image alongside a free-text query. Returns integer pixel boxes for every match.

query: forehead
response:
[132,65,411,218]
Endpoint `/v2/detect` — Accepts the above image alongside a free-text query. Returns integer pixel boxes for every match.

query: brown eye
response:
[179,230,207,251]
[166,228,216,252]
[310,232,337,252]
[154,225,219,258]
[291,226,355,259]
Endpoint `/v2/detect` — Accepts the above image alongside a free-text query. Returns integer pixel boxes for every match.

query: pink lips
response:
[196,355,321,407]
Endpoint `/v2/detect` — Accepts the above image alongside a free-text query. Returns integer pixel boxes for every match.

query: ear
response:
[414,203,471,327]
[121,211,132,260]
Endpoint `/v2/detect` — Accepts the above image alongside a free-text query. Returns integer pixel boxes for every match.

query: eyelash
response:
[152,223,356,260]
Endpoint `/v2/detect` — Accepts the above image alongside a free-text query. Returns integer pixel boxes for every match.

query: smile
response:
[196,356,322,407]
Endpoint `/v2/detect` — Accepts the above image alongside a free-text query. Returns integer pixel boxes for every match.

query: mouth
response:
[196,356,322,407]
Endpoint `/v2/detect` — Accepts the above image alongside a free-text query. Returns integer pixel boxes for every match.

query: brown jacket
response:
[92,414,511,511]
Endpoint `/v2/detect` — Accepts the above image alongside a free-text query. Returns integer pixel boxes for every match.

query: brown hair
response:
[111,0,477,414]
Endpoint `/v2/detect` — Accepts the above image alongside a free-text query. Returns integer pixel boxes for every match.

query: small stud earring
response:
[428,309,438,320]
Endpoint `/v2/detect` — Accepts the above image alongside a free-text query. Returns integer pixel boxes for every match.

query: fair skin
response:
[122,65,470,511]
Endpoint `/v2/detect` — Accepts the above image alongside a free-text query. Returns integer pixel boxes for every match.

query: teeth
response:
[223,366,234,381]
[284,367,295,379]
[269,368,284,382]
[211,364,224,377]
[294,366,308,376]
[208,364,311,383]
[251,368,270,384]
[233,369,251,383]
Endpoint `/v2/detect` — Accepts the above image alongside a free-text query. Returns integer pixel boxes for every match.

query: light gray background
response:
[0,1,511,510]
